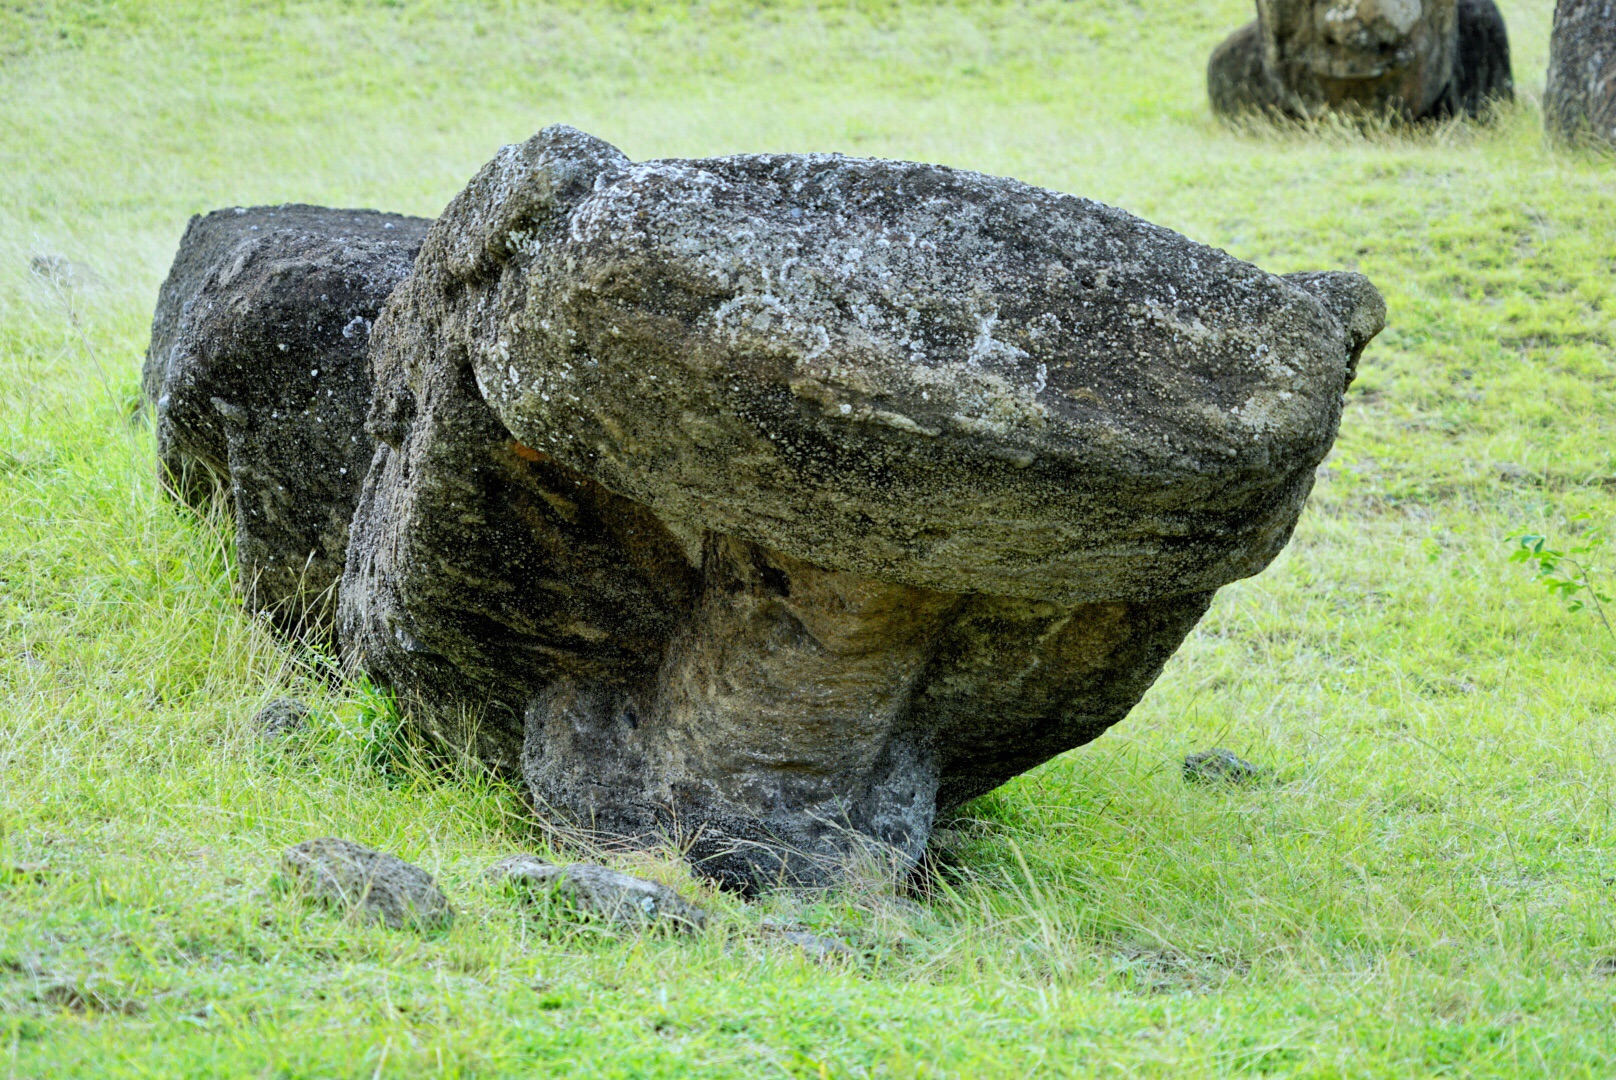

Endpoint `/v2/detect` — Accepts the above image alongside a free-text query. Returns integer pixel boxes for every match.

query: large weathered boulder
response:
[337,126,1384,890]
[144,205,430,634]
[1544,0,1616,149]
[1209,0,1512,122]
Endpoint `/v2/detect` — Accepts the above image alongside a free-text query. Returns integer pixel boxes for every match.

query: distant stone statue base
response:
[1209,0,1512,123]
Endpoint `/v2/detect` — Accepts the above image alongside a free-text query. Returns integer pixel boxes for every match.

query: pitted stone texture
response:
[145,205,428,634]
[1545,0,1616,149]
[340,127,1383,891]
[280,837,453,931]
[1209,0,1512,122]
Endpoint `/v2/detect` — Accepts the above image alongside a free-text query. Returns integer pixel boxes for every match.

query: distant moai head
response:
[1255,0,1459,116]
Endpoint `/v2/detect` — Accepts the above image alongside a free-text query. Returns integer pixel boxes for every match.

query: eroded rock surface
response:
[145,205,429,634]
[1208,0,1512,122]
[334,126,1384,890]
[1545,0,1616,149]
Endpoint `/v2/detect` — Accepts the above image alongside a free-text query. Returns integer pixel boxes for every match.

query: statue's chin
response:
[1303,63,1436,112]
[1302,46,1421,82]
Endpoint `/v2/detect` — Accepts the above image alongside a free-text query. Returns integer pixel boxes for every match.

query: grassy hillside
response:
[4,1,1615,1075]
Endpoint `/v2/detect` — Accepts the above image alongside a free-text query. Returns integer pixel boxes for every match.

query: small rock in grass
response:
[36,980,144,1015]
[1,863,50,886]
[29,254,100,288]
[759,917,857,962]
[279,837,453,931]
[488,855,706,932]
[1183,748,1265,787]
[254,697,311,739]
[1494,462,1538,485]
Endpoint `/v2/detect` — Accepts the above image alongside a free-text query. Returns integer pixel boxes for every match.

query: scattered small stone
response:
[488,855,706,932]
[758,916,857,962]
[1183,748,1266,787]
[1494,462,1539,485]
[36,980,144,1015]
[279,837,453,931]
[254,697,310,739]
[29,254,100,288]
[1,863,51,886]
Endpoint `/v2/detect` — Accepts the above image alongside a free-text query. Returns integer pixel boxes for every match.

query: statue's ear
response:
[426,125,631,287]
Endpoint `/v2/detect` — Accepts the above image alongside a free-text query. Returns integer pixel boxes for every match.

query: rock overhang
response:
[411,126,1383,602]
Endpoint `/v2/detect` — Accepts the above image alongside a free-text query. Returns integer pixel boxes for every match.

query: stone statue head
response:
[1255,0,1458,116]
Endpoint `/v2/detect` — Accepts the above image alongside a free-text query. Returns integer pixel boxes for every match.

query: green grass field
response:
[4,1,1616,1075]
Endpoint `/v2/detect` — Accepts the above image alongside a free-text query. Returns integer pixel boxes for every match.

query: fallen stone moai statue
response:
[147,126,1384,890]
[1544,0,1616,150]
[1208,0,1512,122]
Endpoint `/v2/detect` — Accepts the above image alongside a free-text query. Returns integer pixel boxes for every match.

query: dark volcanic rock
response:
[488,855,707,931]
[1183,747,1266,786]
[337,126,1384,890]
[145,205,429,634]
[1208,0,1513,122]
[279,837,453,930]
[1545,0,1616,149]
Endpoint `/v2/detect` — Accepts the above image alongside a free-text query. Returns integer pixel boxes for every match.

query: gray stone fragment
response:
[488,855,706,931]
[254,697,310,739]
[279,837,453,931]
[144,205,430,636]
[759,917,857,961]
[1183,748,1266,787]
[1544,0,1616,150]
[1208,0,1512,122]
[29,254,98,289]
